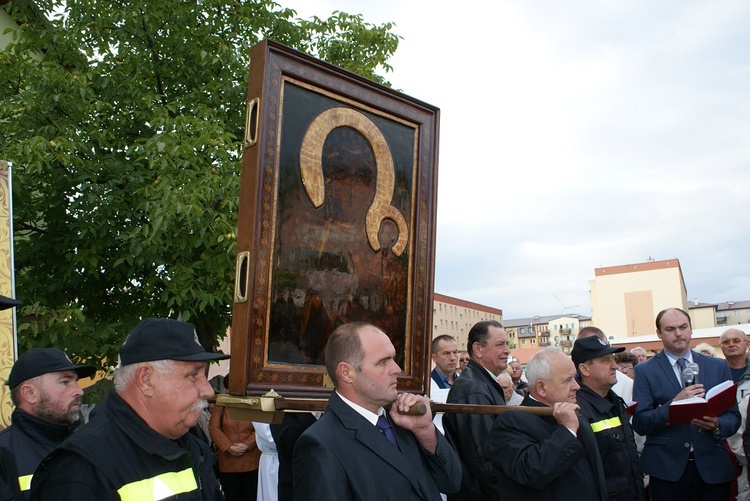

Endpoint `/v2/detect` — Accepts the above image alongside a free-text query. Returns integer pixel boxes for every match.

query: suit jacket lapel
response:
[692,351,706,383]
[329,393,427,499]
[470,361,507,404]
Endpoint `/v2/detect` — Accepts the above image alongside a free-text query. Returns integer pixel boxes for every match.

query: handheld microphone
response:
[682,366,695,387]
[688,362,699,385]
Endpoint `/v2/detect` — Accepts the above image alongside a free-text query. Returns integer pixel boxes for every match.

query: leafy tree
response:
[0,0,400,368]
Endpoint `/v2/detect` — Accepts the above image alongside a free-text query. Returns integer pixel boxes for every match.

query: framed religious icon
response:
[229,40,439,398]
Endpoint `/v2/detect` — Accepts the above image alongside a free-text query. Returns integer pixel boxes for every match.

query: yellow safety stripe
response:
[117,468,198,501]
[18,474,33,492]
[590,416,622,433]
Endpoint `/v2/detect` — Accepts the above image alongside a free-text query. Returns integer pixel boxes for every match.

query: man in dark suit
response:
[489,347,608,501]
[293,322,461,501]
[633,307,741,500]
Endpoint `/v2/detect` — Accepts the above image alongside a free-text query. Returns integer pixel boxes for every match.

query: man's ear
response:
[472,342,482,359]
[338,361,356,385]
[18,383,38,405]
[134,364,156,397]
[535,379,546,398]
[578,363,590,378]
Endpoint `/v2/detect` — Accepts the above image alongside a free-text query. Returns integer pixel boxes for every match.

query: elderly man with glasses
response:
[720,328,750,501]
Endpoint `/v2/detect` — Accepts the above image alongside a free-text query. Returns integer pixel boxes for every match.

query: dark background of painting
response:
[267,82,415,368]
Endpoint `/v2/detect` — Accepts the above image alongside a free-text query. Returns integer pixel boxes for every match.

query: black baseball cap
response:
[7,348,96,389]
[571,336,625,366]
[118,318,231,365]
[0,295,22,311]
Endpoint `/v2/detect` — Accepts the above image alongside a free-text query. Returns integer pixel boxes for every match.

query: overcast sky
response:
[279,0,750,319]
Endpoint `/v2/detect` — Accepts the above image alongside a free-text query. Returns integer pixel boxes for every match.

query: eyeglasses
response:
[720,338,746,346]
[618,366,633,372]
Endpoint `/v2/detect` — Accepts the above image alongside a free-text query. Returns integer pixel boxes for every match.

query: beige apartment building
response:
[504,314,592,362]
[715,300,750,326]
[687,300,718,330]
[589,258,689,338]
[432,293,503,351]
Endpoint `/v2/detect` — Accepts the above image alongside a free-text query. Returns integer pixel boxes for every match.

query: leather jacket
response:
[443,360,506,501]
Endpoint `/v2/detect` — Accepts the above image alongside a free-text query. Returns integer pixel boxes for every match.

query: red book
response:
[668,380,737,425]
[624,401,638,416]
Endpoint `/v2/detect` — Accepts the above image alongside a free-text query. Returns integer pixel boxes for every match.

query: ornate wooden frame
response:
[229,40,439,398]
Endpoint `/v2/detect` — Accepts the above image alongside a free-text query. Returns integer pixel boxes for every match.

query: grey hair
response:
[496,373,513,385]
[525,347,565,389]
[114,359,176,393]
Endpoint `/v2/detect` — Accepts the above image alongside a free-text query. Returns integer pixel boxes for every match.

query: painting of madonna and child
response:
[265,82,415,370]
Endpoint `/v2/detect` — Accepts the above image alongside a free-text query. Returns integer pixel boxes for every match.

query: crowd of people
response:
[0,307,749,500]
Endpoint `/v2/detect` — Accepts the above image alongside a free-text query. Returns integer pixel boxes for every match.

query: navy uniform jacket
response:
[29,392,222,500]
[632,349,740,483]
[0,409,77,498]
[576,384,644,501]
[292,391,461,501]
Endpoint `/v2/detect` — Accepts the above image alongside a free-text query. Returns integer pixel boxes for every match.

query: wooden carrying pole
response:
[215,394,554,424]
[276,398,554,417]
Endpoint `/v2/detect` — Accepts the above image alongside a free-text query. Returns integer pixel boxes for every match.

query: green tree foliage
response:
[0,0,400,368]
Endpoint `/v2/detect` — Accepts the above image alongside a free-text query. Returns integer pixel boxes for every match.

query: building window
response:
[520,327,525,334]
[735,310,741,317]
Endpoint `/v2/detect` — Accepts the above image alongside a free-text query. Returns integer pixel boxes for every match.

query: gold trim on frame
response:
[0,161,17,427]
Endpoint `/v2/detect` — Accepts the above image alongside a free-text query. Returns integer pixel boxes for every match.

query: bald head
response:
[721,328,747,342]
[577,326,607,343]
[526,348,579,406]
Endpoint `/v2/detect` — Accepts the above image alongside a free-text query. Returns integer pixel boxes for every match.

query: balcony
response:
[560,328,572,334]
[559,340,573,347]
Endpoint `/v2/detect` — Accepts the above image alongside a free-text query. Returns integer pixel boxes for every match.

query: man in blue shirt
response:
[431,335,459,388]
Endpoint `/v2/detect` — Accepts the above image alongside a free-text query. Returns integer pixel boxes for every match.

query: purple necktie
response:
[376,414,399,448]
